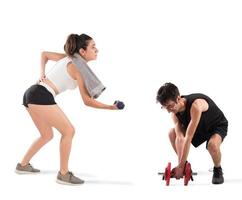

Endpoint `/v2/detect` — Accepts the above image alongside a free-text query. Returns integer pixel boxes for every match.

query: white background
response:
[0,0,242,199]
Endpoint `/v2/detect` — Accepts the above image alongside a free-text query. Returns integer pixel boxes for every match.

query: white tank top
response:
[45,57,77,95]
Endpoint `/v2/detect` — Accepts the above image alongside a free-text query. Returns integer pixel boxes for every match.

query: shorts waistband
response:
[38,82,56,97]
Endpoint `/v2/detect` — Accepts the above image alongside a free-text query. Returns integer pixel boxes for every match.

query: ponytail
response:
[64,33,92,56]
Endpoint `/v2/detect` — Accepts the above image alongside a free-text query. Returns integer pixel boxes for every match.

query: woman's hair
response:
[156,82,180,105]
[64,33,93,56]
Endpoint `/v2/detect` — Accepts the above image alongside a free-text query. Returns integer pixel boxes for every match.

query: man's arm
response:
[178,99,209,168]
[172,113,185,138]
[171,113,186,160]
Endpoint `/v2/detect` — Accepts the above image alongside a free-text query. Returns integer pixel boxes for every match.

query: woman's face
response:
[79,39,98,61]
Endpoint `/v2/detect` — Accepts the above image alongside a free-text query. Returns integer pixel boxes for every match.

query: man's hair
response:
[156,82,180,105]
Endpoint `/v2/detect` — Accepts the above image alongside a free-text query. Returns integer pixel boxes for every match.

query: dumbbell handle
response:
[158,172,198,176]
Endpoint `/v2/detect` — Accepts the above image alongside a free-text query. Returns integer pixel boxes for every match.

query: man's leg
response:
[207,133,222,167]
[207,133,224,184]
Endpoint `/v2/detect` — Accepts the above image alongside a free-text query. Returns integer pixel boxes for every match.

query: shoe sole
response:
[212,181,224,184]
[15,170,40,174]
[56,179,84,185]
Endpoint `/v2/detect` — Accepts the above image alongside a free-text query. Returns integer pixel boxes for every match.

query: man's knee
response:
[207,139,220,154]
[168,128,176,143]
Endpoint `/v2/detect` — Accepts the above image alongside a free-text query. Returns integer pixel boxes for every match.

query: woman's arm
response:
[40,51,66,81]
[70,63,117,110]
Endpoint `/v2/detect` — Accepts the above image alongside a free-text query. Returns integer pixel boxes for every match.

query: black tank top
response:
[175,93,228,135]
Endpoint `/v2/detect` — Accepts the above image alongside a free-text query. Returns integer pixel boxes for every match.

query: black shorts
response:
[23,84,56,108]
[191,123,228,148]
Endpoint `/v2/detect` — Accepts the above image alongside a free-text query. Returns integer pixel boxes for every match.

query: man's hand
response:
[171,166,184,179]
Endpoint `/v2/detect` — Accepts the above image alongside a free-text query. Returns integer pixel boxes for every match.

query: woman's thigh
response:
[28,104,74,135]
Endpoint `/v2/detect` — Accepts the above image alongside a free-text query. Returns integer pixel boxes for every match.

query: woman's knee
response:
[62,125,75,138]
[42,132,54,142]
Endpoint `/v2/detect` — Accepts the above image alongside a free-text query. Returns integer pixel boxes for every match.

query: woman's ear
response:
[79,48,86,57]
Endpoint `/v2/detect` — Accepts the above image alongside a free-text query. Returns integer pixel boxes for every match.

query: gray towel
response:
[72,53,106,99]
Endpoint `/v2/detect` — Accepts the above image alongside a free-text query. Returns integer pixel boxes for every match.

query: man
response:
[156,82,228,184]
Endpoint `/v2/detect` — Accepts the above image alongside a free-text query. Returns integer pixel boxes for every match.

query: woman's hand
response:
[37,71,46,83]
[113,100,125,109]
[39,72,46,81]
[110,104,118,110]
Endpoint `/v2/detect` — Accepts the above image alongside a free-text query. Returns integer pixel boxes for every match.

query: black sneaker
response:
[212,166,224,184]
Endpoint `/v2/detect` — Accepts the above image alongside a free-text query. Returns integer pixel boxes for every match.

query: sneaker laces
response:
[27,163,35,169]
[67,171,74,181]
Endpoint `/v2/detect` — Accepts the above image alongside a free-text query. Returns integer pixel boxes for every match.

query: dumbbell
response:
[158,162,197,186]
[114,100,125,109]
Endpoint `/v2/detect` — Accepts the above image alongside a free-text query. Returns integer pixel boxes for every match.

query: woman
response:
[16,33,124,185]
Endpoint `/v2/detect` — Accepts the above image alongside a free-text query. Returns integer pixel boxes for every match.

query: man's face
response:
[162,98,180,113]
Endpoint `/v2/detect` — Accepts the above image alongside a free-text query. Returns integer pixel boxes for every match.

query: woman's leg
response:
[27,104,75,175]
[20,107,54,166]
